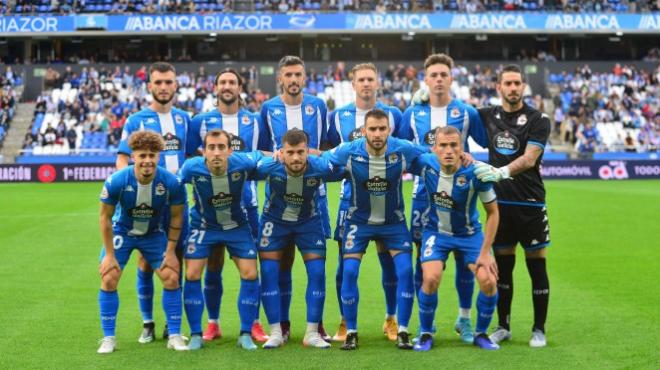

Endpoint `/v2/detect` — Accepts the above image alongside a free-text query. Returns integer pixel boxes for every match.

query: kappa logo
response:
[417,111,427,117]
[124,185,135,192]
[146,118,156,124]
[426,168,437,176]
[208,117,219,123]
[155,183,166,196]
[248,250,255,255]
[315,240,324,246]
[354,156,367,163]
[272,108,282,116]
[304,104,315,115]
[450,108,461,118]
[403,242,410,247]
[196,176,208,183]
[343,110,353,117]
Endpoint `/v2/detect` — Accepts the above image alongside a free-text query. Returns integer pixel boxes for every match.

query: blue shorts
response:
[333,199,351,242]
[99,233,166,270]
[342,220,412,255]
[185,224,257,260]
[410,198,427,244]
[244,206,260,240]
[258,216,326,257]
[317,195,331,240]
[420,231,483,267]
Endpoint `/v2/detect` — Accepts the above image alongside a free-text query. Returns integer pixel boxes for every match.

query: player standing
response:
[97,131,188,353]
[326,63,404,342]
[323,109,427,350]
[178,129,263,351]
[473,65,552,348]
[187,68,268,343]
[259,56,330,341]
[407,126,500,352]
[401,54,489,343]
[255,129,344,349]
[116,62,193,343]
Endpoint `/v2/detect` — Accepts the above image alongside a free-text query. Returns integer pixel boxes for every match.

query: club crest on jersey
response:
[517,114,527,126]
[456,175,468,187]
[155,183,166,196]
[175,115,184,125]
[493,131,520,155]
[344,239,355,250]
[187,243,196,254]
[348,128,365,142]
[209,192,233,209]
[162,132,182,151]
[306,178,318,187]
[260,237,269,247]
[129,203,157,219]
[423,246,433,257]
[450,108,461,118]
[388,153,399,164]
[424,130,436,146]
[100,186,109,199]
[364,176,389,195]
[304,104,315,116]
[241,115,251,125]
[231,172,242,181]
[432,191,455,210]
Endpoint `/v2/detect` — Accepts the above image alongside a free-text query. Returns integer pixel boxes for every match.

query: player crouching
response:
[408,126,500,351]
[97,131,188,353]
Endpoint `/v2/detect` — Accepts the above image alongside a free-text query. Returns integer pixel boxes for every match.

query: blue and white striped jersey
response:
[259,94,328,151]
[323,137,427,225]
[400,100,488,200]
[100,166,186,237]
[118,107,192,174]
[409,153,496,236]
[179,152,263,231]
[188,108,261,208]
[254,155,343,223]
[327,101,404,202]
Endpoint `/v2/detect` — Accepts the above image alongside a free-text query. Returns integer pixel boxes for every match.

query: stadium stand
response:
[0,67,20,150]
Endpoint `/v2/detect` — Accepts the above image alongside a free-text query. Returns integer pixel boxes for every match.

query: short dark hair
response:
[282,128,309,147]
[214,68,243,86]
[203,129,232,148]
[424,53,454,71]
[128,131,164,152]
[278,55,305,70]
[434,125,462,141]
[148,62,176,78]
[497,64,525,83]
[364,109,389,127]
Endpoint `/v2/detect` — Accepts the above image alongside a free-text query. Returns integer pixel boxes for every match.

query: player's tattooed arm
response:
[99,203,119,277]
[505,143,543,176]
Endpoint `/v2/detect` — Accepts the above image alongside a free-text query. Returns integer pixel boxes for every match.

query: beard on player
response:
[218,89,239,105]
[285,82,301,96]
[152,90,175,105]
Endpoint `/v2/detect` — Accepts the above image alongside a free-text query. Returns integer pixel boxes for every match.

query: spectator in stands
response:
[624,133,637,152]
[66,124,78,150]
[44,67,61,90]
[577,121,601,153]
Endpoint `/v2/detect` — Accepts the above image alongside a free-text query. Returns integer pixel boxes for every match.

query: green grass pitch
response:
[1,180,658,369]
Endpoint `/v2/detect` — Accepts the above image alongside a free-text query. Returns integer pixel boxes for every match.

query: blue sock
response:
[455,254,475,311]
[238,279,260,333]
[414,253,423,297]
[204,270,222,321]
[99,290,119,337]
[393,252,414,328]
[260,259,280,324]
[304,259,326,323]
[341,258,361,331]
[377,252,397,316]
[136,269,154,322]
[476,291,498,334]
[162,288,183,336]
[417,290,438,334]
[279,270,292,322]
[335,248,344,316]
[184,279,204,335]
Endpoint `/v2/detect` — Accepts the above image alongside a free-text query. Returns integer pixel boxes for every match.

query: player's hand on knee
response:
[474,162,510,183]
[99,255,120,278]
[411,84,430,106]
[161,250,180,275]
[475,253,498,281]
